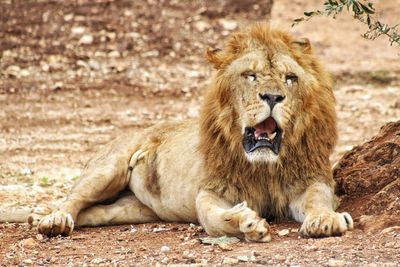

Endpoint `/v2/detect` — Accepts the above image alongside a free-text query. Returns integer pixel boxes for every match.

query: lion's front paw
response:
[223,202,271,242]
[300,211,353,237]
[37,211,74,237]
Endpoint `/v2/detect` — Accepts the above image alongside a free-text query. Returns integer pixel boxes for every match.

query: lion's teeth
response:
[256,136,270,141]
[268,132,277,140]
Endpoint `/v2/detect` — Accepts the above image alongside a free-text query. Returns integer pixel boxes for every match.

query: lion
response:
[0,23,353,241]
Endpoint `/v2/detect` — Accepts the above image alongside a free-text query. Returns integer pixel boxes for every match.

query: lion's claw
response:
[300,211,353,237]
[240,217,271,242]
[222,202,271,242]
[37,211,74,237]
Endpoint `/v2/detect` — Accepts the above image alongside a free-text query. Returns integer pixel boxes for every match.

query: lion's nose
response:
[259,93,285,110]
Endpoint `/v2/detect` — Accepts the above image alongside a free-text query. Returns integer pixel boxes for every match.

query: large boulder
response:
[334,121,400,232]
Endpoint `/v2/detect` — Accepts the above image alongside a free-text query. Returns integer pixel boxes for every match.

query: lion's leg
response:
[289,182,354,237]
[36,147,141,237]
[196,190,271,242]
[76,194,159,226]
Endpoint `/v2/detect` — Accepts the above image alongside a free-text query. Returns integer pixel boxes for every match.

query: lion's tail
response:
[0,207,32,223]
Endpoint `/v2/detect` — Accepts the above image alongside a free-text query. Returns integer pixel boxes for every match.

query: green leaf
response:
[304,11,316,17]
[359,3,375,14]
[352,2,360,14]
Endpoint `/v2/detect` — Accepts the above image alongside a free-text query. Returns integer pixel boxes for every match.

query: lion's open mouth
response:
[242,117,283,155]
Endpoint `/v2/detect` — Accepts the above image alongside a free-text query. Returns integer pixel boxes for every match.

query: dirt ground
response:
[0,0,399,266]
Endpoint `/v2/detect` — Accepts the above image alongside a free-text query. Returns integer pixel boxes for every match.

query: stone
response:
[79,34,93,45]
[278,229,290,236]
[334,121,400,232]
[160,245,170,253]
[223,257,239,264]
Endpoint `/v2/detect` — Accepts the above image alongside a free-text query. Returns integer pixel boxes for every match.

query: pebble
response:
[22,259,33,264]
[72,26,86,35]
[274,254,286,261]
[182,250,196,260]
[79,34,94,45]
[20,238,37,248]
[91,258,105,264]
[278,229,290,236]
[161,257,169,264]
[21,168,33,175]
[108,50,120,58]
[237,255,249,262]
[53,81,63,91]
[327,259,347,267]
[218,243,232,251]
[223,257,239,264]
[193,21,210,32]
[20,69,30,77]
[218,19,238,31]
[160,245,170,253]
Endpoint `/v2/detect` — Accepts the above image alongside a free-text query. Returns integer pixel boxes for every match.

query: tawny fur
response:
[0,23,353,240]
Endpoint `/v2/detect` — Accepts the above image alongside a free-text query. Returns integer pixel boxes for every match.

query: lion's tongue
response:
[254,117,277,139]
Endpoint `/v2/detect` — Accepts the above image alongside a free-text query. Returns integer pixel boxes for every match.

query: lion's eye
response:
[285,74,298,86]
[244,73,257,82]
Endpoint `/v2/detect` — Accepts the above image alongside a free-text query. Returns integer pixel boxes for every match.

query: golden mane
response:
[199,23,337,218]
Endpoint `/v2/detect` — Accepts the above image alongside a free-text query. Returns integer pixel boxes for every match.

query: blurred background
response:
[0,0,399,206]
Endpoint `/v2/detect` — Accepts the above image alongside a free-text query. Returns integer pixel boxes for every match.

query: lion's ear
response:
[292,38,311,54]
[206,48,224,69]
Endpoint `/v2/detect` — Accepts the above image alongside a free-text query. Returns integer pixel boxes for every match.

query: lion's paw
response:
[223,202,271,242]
[300,211,353,237]
[37,211,74,237]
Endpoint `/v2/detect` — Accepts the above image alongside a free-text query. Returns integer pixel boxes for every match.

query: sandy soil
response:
[0,0,399,265]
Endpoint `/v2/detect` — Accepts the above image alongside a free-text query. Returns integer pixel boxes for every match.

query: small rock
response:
[278,229,290,236]
[193,21,210,32]
[88,59,100,70]
[20,238,37,248]
[223,257,239,265]
[219,19,238,31]
[72,26,85,35]
[108,50,120,58]
[160,245,170,253]
[20,69,30,77]
[237,255,249,262]
[381,226,400,234]
[35,234,44,241]
[53,82,63,91]
[64,14,74,21]
[274,254,286,261]
[22,259,33,264]
[5,65,20,78]
[182,250,196,260]
[79,34,94,45]
[91,258,104,264]
[218,243,232,251]
[327,259,346,267]
[21,168,33,175]
[161,257,169,264]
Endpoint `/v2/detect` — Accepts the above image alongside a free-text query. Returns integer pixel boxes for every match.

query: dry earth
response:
[0,0,399,266]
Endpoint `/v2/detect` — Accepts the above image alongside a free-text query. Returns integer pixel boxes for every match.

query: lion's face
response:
[222,49,314,162]
[202,24,335,166]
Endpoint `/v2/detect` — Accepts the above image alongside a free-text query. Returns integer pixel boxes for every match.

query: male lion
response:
[1,23,353,241]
